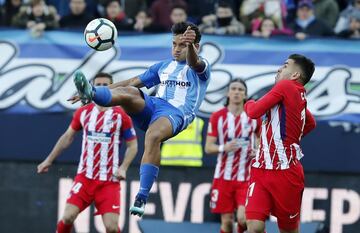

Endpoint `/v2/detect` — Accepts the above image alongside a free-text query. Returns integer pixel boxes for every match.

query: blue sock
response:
[93,86,112,106]
[137,163,159,202]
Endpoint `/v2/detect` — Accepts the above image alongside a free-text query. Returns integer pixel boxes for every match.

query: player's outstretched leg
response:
[73,71,96,105]
[74,70,113,106]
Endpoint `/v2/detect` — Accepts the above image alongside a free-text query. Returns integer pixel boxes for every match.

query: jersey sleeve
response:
[139,62,162,88]
[70,108,83,131]
[207,113,218,137]
[303,109,316,137]
[121,112,137,141]
[196,57,211,81]
[244,80,289,118]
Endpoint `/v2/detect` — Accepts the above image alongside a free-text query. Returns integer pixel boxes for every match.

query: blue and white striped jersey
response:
[139,58,211,126]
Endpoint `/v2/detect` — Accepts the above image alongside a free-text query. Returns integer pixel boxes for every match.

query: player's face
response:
[171,8,187,24]
[275,59,300,83]
[172,34,187,61]
[93,77,112,86]
[227,82,246,105]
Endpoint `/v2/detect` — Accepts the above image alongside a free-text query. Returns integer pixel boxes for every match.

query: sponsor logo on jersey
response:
[161,80,191,88]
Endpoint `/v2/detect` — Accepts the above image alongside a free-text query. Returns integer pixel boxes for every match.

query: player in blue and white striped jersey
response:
[71,22,211,217]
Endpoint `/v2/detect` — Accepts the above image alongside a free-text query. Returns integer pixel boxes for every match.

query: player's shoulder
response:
[158,59,174,67]
[111,106,131,117]
[111,106,125,114]
[77,103,95,112]
[211,107,227,118]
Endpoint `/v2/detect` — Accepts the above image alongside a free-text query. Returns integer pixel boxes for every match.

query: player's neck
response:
[96,105,109,111]
[227,103,243,116]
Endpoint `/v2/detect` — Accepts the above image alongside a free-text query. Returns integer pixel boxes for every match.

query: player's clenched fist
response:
[37,159,52,173]
[181,26,196,45]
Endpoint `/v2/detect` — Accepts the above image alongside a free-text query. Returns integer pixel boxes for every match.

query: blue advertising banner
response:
[0,30,359,173]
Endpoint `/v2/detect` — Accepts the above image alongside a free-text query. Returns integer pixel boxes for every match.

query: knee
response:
[105,224,118,233]
[237,215,246,228]
[247,229,264,233]
[246,221,264,233]
[62,212,77,224]
[221,218,233,232]
[145,130,163,145]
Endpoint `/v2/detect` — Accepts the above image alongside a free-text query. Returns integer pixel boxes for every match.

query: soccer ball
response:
[84,18,117,51]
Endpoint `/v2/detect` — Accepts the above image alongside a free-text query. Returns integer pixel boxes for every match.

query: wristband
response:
[218,144,224,153]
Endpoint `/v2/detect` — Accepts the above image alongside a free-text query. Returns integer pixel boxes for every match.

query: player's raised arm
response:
[244,80,287,118]
[180,26,206,73]
[187,43,206,73]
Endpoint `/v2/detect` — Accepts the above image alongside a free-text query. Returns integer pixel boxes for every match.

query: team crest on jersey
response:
[105,119,114,128]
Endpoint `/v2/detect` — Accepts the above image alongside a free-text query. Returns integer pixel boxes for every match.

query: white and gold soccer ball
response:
[84,18,117,51]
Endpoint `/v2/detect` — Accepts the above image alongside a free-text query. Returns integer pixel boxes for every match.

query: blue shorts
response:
[130,91,185,135]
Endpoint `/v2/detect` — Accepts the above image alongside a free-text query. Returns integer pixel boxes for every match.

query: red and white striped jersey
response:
[208,107,261,181]
[71,103,136,182]
[244,80,316,170]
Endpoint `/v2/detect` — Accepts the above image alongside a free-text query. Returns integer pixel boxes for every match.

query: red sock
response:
[237,223,245,233]
[220,230,230,233]
[118,228,121,233]
[56,220,72,233]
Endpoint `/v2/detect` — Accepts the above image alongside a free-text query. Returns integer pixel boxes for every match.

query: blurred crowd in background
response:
[0,0,359,39]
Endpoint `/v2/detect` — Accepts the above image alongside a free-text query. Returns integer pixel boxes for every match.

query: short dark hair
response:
[94,72,113,84]
[225,78,248,106]
[171,4,187,13]
[217,1,232,9]
[288,54,315,85]
[171,22,201,44]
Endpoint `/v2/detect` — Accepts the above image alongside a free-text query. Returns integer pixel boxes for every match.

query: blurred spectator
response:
[105,0,133,31]
[150,0,187,30]
[334,0,360,33]
[170,4,187,24]
[252,16,293,38]
[337,10,360,38]
[313,0,339,28]
[60,0,93,29]
[47,0,99,17]
[124,0,147,19]
[2,0,23,26]
[285,0,297,24]
[288,0,334,40]
[337,0,351,11]
[12,0,58,37]
[133,9,165,32]
[240,0,287,33]
[199,1,245,35]
[185,0,216,24]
